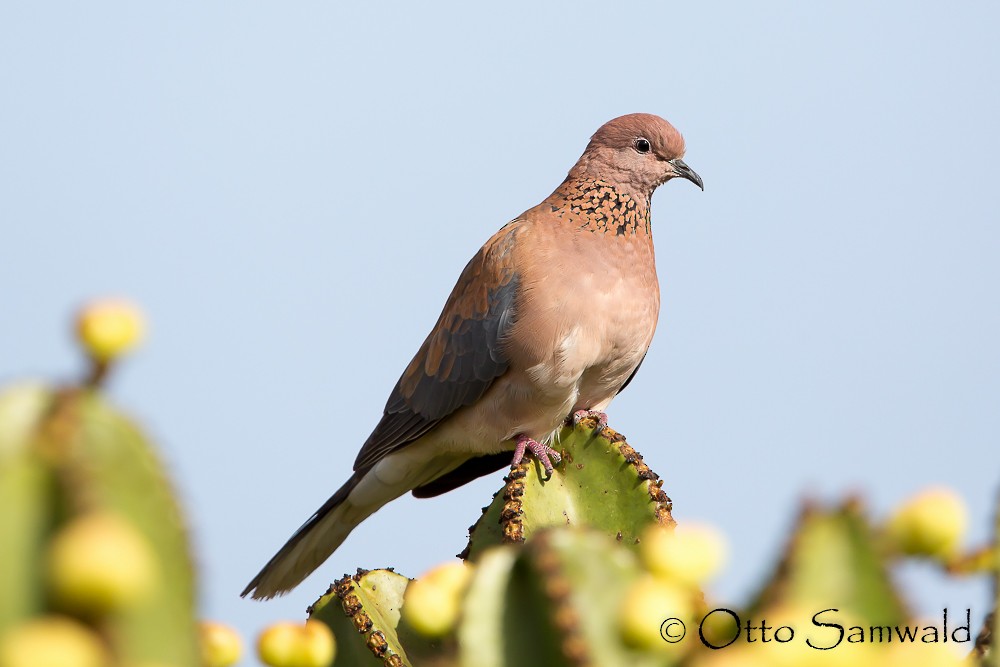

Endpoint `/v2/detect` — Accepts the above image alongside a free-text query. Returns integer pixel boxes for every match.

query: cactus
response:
[5,302,999,667]
[0,385,52,631]
[309,568,443,667]
[459,528,675,667]
[309,532,683,667]
[744,499,908,625]
[0,384,199,667]
[311,445,998,666]
[308,427,689,667]
[463,420,674,560]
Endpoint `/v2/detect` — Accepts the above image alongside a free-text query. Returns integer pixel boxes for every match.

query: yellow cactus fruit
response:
[618,574,693,652]
[257,623,299,667]
[0,616,108,667]
[639,522,728,587]
[885,487,967,559]
[199,621,243,667]
[46,512,157,615]
[75,298,146,362]
[421,561,472,592]
[299,621,336,667]
[402,561,471,637]
[257,620,335,667]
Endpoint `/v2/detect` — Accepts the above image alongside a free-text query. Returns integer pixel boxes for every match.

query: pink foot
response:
[571,409,608,433]
[511,434,562,476]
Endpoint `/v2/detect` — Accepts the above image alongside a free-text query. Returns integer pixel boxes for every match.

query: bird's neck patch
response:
[549,178,651,236]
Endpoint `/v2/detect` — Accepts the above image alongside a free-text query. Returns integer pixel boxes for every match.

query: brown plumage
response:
[243,113,702,599]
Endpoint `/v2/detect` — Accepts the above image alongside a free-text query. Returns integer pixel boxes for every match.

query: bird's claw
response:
[571,409,608,434]
[512,434,562,477]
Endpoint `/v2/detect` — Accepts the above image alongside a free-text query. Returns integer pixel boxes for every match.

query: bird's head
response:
[570,113,703,196]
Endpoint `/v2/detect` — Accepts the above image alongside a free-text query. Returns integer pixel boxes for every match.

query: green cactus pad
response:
[310,568,443,667]
[460,529,675,667]
[462,419,674,562]
[0,384,199,667]
[746,499,909,626]
[64,389,199,666]
[0,385,55,632]
[457,547,519,666]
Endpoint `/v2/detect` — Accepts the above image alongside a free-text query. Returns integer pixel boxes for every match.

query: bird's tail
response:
[242,447,473,600]
[241,470,374,600]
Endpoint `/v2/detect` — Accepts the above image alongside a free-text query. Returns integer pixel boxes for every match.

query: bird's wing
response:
[410,451,512,498]
[616,352,646,395]
[353,222,522,471]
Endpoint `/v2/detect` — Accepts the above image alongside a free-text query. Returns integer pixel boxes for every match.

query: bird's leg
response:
[511,434,562,476]
[571,409,608,433]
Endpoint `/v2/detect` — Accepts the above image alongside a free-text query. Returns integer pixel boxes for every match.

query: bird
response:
[243,113,703,599]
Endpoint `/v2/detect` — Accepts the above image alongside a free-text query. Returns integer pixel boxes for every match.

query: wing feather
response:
[353,223,522,471]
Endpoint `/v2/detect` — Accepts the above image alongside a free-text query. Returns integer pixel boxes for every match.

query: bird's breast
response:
[434,214,661,448]
[513,230,659,406]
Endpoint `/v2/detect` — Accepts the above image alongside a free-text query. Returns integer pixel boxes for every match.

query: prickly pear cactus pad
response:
[463,419,674,561]
[460,530,673,667]
[310,568,442,667]
[64,389,199,665]
[0,385,52,630]
[746,499,909,626]
[0,383,200,667]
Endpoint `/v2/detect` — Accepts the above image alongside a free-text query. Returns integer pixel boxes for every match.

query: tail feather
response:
[242,471,368,600]
[243,446,480,600]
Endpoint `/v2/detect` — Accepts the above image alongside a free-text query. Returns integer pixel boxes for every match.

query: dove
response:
[243,113,702,599]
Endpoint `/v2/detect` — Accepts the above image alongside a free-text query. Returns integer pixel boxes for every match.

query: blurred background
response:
[2,1,997,662]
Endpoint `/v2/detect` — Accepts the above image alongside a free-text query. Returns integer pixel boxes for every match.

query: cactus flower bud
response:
[402,562,471,637]
[257,620,335,667]
[46,512,157,615]
[0,616,108,667]
[885,487,967,559]
[199,621,243,667]
[639,522,727,587]
[619,575,692,651]
[75,298,145,363]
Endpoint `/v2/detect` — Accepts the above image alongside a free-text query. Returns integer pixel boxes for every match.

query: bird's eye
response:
[635,137,651,153]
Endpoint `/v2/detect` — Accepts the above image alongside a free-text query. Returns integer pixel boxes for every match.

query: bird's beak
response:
[668,158,704,191]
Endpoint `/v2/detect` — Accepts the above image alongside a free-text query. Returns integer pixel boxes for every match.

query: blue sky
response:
[2,1,998,661]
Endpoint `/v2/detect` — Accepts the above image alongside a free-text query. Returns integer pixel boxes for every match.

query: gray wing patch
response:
[352,226,521,471]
